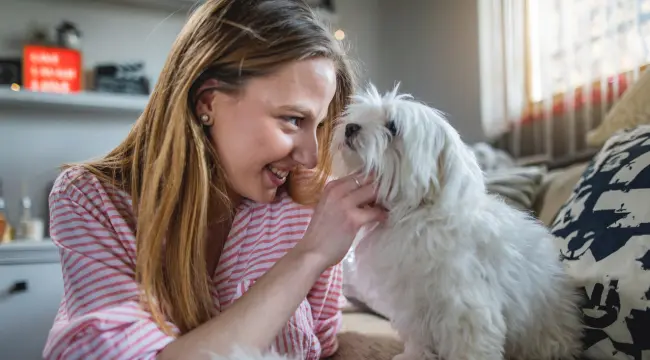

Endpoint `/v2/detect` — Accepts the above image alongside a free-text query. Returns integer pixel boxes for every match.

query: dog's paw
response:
[392,353,415,360]
[392,351,437,360]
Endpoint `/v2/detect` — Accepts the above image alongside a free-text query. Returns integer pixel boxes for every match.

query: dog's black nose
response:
[345,123,361,138]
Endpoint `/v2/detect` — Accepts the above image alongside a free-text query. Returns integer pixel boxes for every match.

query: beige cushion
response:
[533,162,588,227]
[586,68,650,146]
[340,313,398,337]
[332,313,402,359]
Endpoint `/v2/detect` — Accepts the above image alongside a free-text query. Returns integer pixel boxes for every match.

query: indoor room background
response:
[1,0,648,359]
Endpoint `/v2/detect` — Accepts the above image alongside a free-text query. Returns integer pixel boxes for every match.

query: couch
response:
[331,161,590,359]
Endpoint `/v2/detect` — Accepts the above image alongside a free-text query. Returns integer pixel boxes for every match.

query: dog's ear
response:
[422,137,452,205]
[425,119,485,210]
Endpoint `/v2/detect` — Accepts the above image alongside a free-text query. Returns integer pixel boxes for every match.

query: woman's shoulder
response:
[52,165,96,194]
[48,166,138,277]
[50,165,132,212]
[49,166,136,251]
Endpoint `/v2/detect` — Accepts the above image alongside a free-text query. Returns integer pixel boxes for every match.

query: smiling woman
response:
[42,1,388,359]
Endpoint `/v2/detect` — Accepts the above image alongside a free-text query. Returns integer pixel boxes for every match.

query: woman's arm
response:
[158,248,329,359]
[307,263,343,357]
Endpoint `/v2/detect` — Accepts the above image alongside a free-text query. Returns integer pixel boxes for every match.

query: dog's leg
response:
[390,311,439,360]
[433,295,506,360]
[392,339,437,360]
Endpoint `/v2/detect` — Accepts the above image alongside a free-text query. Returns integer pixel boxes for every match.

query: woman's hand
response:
[295,173,387,270]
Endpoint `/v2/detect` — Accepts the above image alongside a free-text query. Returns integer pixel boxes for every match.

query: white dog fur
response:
[332,84,584,360]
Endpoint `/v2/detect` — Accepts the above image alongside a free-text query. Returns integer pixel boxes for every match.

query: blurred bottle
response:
[0,179,14,243]
[16,182,44,241]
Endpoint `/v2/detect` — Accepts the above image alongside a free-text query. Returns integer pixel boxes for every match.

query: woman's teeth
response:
[267,165,289,179]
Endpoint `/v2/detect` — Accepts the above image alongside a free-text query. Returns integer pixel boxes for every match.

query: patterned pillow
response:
[550,125,650,359]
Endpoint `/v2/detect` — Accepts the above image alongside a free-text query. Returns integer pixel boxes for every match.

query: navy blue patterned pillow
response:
[551,125,650,360]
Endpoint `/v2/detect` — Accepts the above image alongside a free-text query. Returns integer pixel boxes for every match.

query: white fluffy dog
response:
[332,84,584,360]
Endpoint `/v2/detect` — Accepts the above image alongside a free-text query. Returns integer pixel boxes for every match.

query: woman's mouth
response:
[265,165,289,186]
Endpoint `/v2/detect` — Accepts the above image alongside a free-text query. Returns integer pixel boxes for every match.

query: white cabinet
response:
[0,241,63,360]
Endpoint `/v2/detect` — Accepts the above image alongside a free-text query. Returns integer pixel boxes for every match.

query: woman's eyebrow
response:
[277,104,316,120]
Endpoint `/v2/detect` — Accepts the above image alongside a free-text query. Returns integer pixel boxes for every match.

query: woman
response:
[43,1,385,359]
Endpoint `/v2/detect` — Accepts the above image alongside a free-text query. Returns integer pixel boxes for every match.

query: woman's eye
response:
[282,116,303,126]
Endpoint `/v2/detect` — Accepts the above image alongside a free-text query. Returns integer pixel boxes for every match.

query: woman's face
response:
[196,58,337,204]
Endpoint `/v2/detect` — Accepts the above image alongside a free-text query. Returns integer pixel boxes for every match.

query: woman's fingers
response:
[325,172,374,198]
[352,205,387,226]
[346,182,378,208]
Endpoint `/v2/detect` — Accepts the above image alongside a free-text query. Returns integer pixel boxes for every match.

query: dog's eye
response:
[386,120,397,137]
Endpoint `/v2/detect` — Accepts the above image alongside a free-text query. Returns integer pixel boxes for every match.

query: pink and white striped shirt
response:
[43,167,342,360]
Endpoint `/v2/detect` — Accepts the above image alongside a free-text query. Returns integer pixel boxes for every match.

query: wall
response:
[333,0,381,84]
[0,0,186,228]
[373,0,484,144]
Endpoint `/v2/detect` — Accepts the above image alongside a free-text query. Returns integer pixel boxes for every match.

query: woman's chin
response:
[245,187,279,204]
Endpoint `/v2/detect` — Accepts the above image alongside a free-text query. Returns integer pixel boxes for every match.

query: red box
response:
[22,45,82,93]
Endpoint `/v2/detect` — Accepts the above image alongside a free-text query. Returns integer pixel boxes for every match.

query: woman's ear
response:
[195,78,220,116]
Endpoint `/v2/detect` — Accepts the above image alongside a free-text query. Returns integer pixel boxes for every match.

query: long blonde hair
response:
[71,0,355,335]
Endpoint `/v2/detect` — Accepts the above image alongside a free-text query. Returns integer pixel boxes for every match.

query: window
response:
[526,0,650,103]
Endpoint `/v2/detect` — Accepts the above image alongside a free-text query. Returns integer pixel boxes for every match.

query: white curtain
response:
[479,0,650,159]
[479,0,527,141]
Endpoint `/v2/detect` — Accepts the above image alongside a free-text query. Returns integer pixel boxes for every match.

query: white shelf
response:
[0,239,55,250]
[0,239,59,265]
[0,88,149,113]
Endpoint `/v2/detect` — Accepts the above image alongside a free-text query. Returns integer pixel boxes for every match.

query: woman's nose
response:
[292,132,319,169]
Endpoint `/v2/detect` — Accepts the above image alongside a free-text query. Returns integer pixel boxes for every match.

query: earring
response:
[200,113,213,126]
